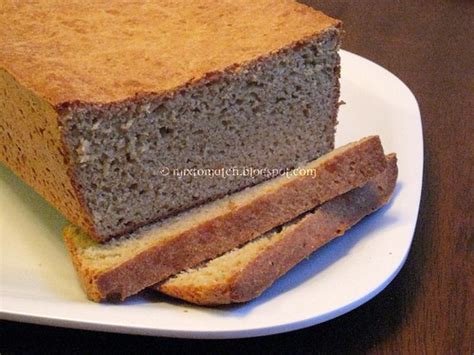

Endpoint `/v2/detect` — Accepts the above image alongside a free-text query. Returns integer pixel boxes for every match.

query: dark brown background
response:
[2,1,473,353]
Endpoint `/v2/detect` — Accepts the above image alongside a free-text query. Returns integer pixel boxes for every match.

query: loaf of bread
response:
[0,1,342,241]
[158,155,398,305]
[63,136,386,302]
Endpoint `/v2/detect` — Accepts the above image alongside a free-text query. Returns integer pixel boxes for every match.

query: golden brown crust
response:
[63,136,387,302]
[63,226,103,301]
[0,68,95,234]
[158,154,398,305]
[0,1,340,106]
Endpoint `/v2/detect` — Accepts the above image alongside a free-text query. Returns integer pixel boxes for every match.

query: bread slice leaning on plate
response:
[157,154,398,305]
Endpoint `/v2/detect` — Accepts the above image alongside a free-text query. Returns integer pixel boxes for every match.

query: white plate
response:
[0,50,423,339]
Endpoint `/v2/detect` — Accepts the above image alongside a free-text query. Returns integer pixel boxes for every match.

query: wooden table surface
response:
[2,1,473,353]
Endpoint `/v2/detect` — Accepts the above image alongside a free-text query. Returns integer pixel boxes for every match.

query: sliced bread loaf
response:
[157,154,398,305]
[63,136,386,302]
[1,1,341,241]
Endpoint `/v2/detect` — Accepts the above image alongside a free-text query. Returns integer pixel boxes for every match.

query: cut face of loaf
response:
[157,154,398,305]
[0,1,341,241]
[63,136,386,302]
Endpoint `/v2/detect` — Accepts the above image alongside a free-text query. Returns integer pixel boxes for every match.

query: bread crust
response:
[158,154,398,305]
[0,1,340,105]
[63,136,387,302]
[0,68,96,234]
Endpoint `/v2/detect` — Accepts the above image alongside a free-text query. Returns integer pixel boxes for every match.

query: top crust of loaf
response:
[0,0,340,106]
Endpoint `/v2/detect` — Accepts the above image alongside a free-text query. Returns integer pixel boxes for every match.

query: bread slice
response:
[157,154,398,305]
[2,1,341,241]
[63,136,386,302]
